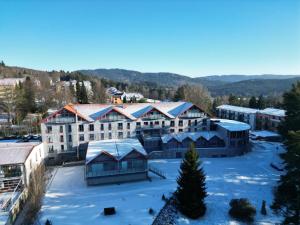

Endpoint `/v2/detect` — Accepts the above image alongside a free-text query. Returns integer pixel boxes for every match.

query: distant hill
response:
[208,77,300,96]
[197,74,300,83]
[79,68,300,96]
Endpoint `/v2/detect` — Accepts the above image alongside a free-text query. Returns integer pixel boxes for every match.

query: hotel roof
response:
[86,138,147,164]
[216,105,259,114]
[161,131,221,143]
[0,142,41,165]
[211,119,251,131]
[45,101,206,122]
[258,108,286,117]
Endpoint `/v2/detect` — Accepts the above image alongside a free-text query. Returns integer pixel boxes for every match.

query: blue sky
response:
[0,0,299,77]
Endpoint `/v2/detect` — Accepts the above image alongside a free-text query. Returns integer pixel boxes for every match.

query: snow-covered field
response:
[40,141,284,225]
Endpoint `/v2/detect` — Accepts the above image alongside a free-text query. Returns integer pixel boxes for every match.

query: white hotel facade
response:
[41,102,209,162]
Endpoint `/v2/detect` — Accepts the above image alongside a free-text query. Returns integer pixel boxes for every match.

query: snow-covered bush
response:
[229,198,256,222]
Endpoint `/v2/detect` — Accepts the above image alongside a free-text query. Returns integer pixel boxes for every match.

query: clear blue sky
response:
[0,0,299,77]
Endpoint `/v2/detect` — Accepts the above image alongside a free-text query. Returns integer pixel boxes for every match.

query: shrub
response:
[45,219,52,225]
[162,194,167,201]
[260,200,267,215]
[229,198,256,222]
[148,208,154,215]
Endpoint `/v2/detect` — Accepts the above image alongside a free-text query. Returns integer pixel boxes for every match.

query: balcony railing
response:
[47,117,75,124]
[86,168,147,178]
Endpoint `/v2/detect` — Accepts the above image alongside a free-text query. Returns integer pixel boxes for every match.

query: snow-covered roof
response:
[216,105,259,114]
[212,119,251,131]
[0,143,40,165]
[86,139,147,164]
[45,101,205,122]
[250,130,281,138]
[161,131,222,143]
[258,108,285,117]
[0,78,25,86]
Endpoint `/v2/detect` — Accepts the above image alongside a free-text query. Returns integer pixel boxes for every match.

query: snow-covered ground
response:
[39,141,284,225]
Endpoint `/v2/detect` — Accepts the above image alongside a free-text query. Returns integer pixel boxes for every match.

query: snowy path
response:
[39,141,283,225]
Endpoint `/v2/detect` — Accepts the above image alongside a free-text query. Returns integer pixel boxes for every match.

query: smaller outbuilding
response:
[85,138,148,185]
[0,142,44,193]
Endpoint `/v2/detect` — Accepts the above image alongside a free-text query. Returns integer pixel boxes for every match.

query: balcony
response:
[86,168,148,178]
[47,117,75,124]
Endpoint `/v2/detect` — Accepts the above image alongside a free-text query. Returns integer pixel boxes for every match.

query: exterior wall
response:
[148,146,249,159]
[217,108,256,130]
[86,171,148,185]
[256,113,284,131]
[85,150,148,185]
[23,143,45,187]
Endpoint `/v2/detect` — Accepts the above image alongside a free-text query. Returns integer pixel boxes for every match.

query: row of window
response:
[47,119,202,134]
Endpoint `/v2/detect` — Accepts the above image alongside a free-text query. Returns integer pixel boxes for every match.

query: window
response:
[89,134,95,141]
[101,133,104,140]
[68,125,72,132]
[100,124,104,131]
[46,126,52,133]
[121,161,128,170]
[48,146,54,153]
[155,121,159,125]
[47,137,53,143]
[194,120,198,126]
[61,145,64,151]
[188,120,191,126]
[89,124,94,131]
[118,132,123,139]
[144,121,148,126]
[79,124,84,132]
[59,126,63,133]
[136,130,141,135]
[170,121,175,127]
[108,123,112,130]
[60,135,64,142]
[109,133,112,139]
[79,134,84,142]
[118,123,123,130]
[127,131,130,137]
[179,129,183,132]
[179,120,183,127]
[162,121,165,127]
[170,129,175,133]
[127,123,130,129]
[136,122,141,128]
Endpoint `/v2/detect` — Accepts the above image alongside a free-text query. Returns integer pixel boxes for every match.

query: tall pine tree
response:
[279,82,300,138]
[175,143,207,219]
[272,82,300,224]
[248,96,257,108]
[272,131,300,224]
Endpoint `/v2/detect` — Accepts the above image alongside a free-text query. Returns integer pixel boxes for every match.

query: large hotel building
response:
[41,102,250,164]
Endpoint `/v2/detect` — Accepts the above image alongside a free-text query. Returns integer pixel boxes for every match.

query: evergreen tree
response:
[23,77,36,112]
[260,200,267,215]
[279,82,300,138]
[248,96,257,108]
[80,82,89,104]
[75,80,81,103]
[174,85,186,101]
[272,131,300,224]
[257,95,265,109]
[122,96,127,103]
[175,143,207,219]
[228,94,239,106]
[0,60,5,66]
